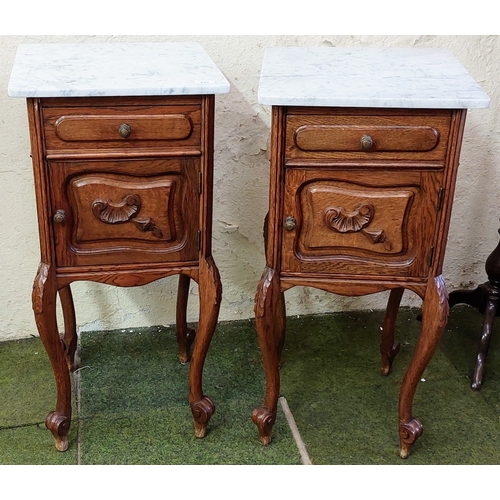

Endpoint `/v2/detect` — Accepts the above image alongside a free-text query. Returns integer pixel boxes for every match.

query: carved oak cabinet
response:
[8,42,229,451]
[251,47,489,458]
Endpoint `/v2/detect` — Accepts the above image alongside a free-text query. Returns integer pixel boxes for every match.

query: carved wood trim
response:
[92,194,163,238]
[324,203,391,250]
[324,203,374,233]
[132,219,163,238]
[92,194,141,223]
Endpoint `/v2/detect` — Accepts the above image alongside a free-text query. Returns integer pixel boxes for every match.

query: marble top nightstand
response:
[252,46,489,459]
[9,42,229,451]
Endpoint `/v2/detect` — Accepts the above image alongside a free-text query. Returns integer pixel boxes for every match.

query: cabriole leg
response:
[380,287,404,375]
[189,257,221,438]
[33,263,72,452]
[251,267,285,445]
[59,285,77,372]
[398,275,449,459]
[176,273,196,364]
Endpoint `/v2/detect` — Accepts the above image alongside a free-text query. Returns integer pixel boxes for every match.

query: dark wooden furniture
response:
[251,47,489,459]
[449,223,500,390]
[9,43,229,451]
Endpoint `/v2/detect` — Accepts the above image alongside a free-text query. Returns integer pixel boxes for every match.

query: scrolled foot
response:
[191,396,215,438]
[251,406,276,445]
[399,418,423,459]
[46,411,70,452]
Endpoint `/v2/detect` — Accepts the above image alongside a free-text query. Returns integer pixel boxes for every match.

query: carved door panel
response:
[281,169,443,278]
[49,157,200,267]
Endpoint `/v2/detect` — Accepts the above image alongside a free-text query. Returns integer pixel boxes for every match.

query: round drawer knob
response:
[53,209,66,224]
[284,216,296,231]
[360,134,373,150]
[118,123,132,139]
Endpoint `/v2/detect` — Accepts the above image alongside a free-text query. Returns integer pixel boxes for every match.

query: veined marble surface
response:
[8,42,230,97]
[258,47,490,109]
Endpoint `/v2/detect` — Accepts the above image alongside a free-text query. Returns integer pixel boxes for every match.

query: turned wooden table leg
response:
[449,227,500,390]
[472,290,500,390]
[176,273,196,364]
[188,256,221,438]
[59,285,77,372]
[380,287,404,375]
[252,267,286,445]
[398,275,449,459]
[33,264,72,452]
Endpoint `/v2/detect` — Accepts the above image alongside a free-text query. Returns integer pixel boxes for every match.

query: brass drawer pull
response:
[360,134,373,150]
[284,216,296,231]
[53,209,66,224]
[118,123,132,139]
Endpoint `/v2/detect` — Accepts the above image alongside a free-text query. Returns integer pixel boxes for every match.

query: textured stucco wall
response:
[1,35,499,341]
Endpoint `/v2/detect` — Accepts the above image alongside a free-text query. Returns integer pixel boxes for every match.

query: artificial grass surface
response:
[280,308,500,464]
[78,323,299,465]
[1,305,499,465]
[0,337,77,464]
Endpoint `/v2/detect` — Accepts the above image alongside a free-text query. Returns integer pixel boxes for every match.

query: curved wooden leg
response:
[275,284,286,368]
[471,288,499,390]
[189,256,221,438]
[59,285,77,372]
[32,263,72,452]
[251,267,285,445]
[176,273,196,364]
[398,275,449,459]
[380,287,404,375]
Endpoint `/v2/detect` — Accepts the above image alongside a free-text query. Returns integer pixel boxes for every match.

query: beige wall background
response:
[0,35,499,342]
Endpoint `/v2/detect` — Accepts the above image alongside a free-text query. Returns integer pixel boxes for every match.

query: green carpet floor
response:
[1,304,499,464]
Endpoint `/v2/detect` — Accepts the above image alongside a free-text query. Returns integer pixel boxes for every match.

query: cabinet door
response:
[49,157,199,267]
[281,169,443,278]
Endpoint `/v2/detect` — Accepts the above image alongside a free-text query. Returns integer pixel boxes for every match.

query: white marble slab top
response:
[8,42,230,98]
[258,47,489,109]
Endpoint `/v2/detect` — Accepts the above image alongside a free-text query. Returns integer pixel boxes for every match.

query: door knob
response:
[284,216,296,231]
[53,209,66,224]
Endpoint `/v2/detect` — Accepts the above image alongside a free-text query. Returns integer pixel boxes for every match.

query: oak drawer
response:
[285,110,452,163]
[42,102,201,152]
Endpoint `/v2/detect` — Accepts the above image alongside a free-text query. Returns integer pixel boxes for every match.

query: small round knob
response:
[284,216,296,231]
[360,134,373,150]
[118,123,131,139]
[53,209,66,224]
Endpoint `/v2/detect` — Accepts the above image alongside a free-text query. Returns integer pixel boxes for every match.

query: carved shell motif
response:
[324,204,375,233]
[92,194,141,224]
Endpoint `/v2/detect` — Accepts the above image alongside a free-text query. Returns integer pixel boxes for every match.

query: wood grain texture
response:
[42,97,201,153]
[399,274,449,458]
[32,263,72,451]
[286,109,451,162]
[281,169,443,277]
[253,105,467,459]
[50,157,199,267]
[26,94,220,450]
